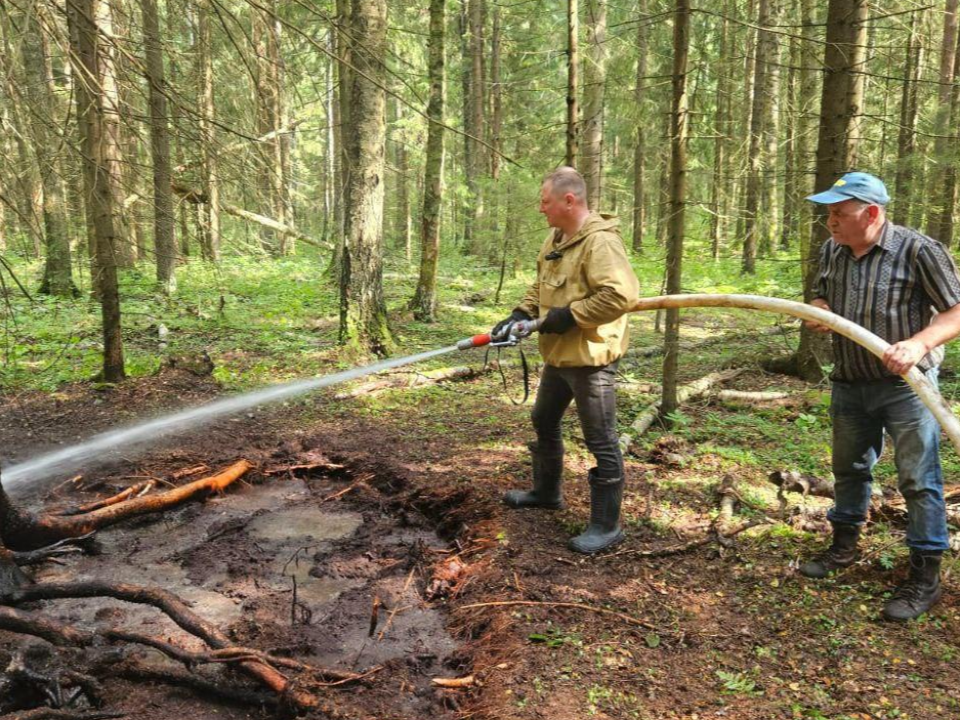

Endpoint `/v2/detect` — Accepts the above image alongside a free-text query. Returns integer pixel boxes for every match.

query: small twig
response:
[368,595,382,637]
[318,479,365,505]
[313,664,385,688]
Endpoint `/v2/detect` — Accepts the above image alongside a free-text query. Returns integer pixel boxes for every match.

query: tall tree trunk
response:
[661,0,690,418]
[892,9,926,225]
[566,0,579,167]
[67,0,125,382]
[709,3,730,260]
[197,4,220,261]
[463,0,485,254]
[780,33,798,251]
[97,0,134,268]
[930,0,960,246]
[253,1,290,255]
[339,0,391,354]
[411,0,446,322]
[329,0,352,275]
[20,8,76,296]
[582,0,607,208]
[742,0,778,273]
[141,0,177,293]
[632,0,648,252]
[795,0,817,266]
[796,0,867,382]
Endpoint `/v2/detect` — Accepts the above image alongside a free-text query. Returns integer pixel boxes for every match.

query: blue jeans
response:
[828,369,949,552]
[532,362,623,480]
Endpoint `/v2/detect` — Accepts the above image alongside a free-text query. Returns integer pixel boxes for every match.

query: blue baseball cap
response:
[806,172,890,206]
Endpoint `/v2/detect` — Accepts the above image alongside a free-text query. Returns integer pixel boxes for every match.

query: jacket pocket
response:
[541,274,567,307]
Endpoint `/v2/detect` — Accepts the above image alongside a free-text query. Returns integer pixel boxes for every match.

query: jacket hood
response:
[553,213,621,252]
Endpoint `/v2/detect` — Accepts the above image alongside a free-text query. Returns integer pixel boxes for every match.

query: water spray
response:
[2,319,546,493]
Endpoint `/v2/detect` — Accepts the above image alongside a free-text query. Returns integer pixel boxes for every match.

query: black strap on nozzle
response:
[483,344,530,405]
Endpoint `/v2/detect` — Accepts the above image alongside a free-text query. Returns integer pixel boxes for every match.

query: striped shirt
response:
[814,222,960,381]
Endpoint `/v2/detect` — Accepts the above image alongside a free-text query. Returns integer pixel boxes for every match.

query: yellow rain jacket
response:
[516,213,640,368]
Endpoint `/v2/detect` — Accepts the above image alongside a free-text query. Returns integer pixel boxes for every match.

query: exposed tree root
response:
[0,581,317,710]
[0,461,252,552]
[0,710,124,720]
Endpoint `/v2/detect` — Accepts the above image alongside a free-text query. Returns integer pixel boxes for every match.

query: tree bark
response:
[411,0,446,322]
[797,0,867,382]
[197,4,220,261]
[661,0,690,419]
[709,3,729,260]
[19,7,76,297]
[141,0,177,293]
[742,0,779,273]
[339,0,391,353]
[582,0,607,209]
[892,8,926,226]
[566,0,579,167]
[67,0,126,382]
[462,0,485,254]
[928,0,960,244]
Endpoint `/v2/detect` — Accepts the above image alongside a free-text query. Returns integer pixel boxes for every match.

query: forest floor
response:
[2,253,960,719]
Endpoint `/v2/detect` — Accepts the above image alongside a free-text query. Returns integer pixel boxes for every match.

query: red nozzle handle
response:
[457,333,492,351]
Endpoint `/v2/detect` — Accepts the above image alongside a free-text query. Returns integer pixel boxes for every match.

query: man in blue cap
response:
[802,171,960,620]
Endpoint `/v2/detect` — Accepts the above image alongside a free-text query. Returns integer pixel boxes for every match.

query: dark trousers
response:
[531,362,623,479]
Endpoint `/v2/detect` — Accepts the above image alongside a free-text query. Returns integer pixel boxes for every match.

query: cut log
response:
[714,389,791,404]
[620,369,744,453]
[0,461,252,551]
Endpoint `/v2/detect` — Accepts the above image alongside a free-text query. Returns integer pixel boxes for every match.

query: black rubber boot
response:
[503,442,564,510]
[799,523,861,579]
[882,550,943,622]
[568,470,624,554]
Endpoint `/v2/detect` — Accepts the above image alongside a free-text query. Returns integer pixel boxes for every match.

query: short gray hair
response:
[543,166,587,202]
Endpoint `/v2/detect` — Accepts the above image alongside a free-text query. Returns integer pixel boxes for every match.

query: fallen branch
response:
[457,600,657,630]
[620,369,744,452]
[0,461,252,551]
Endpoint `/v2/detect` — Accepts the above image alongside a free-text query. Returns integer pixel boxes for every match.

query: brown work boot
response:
[882,550,943,622]
[799,523,860,579]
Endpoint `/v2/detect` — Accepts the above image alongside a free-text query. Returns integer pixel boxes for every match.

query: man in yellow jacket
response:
[493,167,640,553]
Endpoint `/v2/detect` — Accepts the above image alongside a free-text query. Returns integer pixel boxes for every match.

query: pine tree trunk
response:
[928,0,959,244]
[892,9,926,225]
[142,0,177,293]
[709,4,729,260]
[582,0,607,209]
[780,33,798,251]
[67,0,125,382]
[566,0,579,167]
[661,0,690,418]
[742,0,777,273]
[20,9,76,297]
[797,0,867,382]
[197,4,220,261]
[339,0,391,353]
[632,0,648,252]
[463,0,485,255]
[411,0,446,322]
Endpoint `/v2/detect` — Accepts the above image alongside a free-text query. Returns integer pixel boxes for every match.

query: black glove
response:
[539,306,577,334]
[492,309,531,339]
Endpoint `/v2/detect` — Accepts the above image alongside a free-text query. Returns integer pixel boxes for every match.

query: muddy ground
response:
[1,364,959,719]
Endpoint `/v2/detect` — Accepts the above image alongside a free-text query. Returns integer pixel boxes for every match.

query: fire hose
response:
[455,294,960,455]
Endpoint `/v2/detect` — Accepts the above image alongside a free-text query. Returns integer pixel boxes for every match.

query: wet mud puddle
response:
[35,475,459,678]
